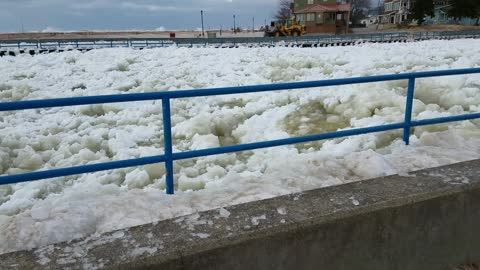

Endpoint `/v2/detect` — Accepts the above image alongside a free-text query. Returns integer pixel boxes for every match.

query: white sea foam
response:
[0,40,479,253]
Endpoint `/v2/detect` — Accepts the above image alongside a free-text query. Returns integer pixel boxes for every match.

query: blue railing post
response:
[403,77,416,145]
[162,98,175,194]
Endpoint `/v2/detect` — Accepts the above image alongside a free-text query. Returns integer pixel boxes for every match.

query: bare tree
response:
[411,0,434,25]
[350,0,371,12]
[275,0,293,21]
[349,0,371,24]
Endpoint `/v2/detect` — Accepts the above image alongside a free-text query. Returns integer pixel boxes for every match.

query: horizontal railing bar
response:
[411,112,480,127]
[0,123,406,184]
[0,33,408,44]
[1,113,480,186]
[166,68,480,99]
[1,68,479,112]
[2,29,480,45]
[0,154,166,185]
[172,122,406,161]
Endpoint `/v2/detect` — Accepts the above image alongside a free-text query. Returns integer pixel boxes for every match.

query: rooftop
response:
[295,3,351,13]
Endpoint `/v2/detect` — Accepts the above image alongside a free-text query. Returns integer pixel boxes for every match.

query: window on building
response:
[308,0,314,4]
[307,13,315,21]
[385,3,392,11]
[317,13,323,23]
[325,12,335,23]
[297,14,305,24]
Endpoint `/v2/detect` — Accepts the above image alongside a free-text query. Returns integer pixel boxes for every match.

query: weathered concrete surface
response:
[1,160,480,270]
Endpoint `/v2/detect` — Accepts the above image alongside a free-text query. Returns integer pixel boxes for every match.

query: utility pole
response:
[201,10,205,37]
[252,17,255,32]
[233,14,236,34]
[344,0,350,34]
[20,17,25,33]
[346,10,350,34]
[376,0,382,30]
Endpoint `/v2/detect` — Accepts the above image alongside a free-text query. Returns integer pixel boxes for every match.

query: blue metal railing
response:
[1,68,480,194]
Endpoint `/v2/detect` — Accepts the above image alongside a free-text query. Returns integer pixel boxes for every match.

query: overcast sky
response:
[0,0,280,32]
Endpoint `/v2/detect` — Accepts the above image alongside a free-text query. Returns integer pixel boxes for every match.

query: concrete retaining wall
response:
[1,160,480,269]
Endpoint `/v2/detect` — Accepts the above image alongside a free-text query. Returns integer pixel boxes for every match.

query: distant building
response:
[379,0,412,24]
[361,15,378,26]
[293,0,351,34]
[431,0,451,23]
[424,0,479,25]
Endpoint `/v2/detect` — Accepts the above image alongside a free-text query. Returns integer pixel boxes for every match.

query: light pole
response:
[252,17,255,32]
[233,14,236,34]
[19,16,25,33]
[201,10,205,37]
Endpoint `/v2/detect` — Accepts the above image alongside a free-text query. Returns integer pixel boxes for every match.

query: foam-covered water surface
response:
[0,40,479,253]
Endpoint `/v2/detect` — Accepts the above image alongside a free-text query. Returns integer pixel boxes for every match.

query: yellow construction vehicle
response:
[265,17,306,37]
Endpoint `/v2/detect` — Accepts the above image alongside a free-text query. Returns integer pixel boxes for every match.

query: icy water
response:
[283,100,350,150]
[0,40,480,254]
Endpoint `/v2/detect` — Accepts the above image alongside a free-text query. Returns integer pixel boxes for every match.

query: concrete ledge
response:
[1,160,480,269]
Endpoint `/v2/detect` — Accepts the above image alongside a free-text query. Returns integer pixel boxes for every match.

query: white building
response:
[380,0,413,24]
[361,15,378,26]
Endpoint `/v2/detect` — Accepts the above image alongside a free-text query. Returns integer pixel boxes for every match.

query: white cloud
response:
[119,2,179,12]
[0,0,279,32]
[41,26,60,32]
